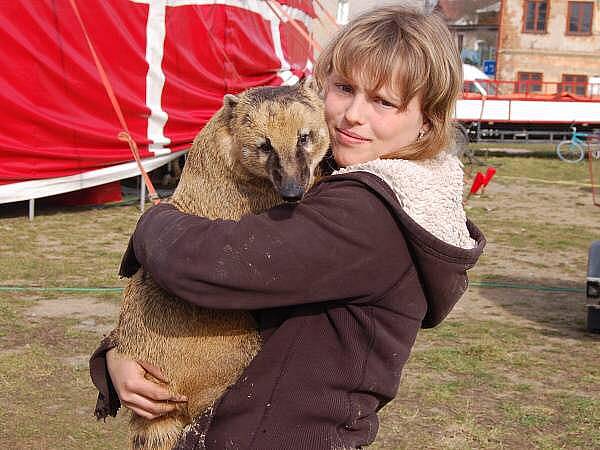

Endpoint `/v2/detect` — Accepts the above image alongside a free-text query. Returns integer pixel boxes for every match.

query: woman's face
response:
[324,73,426,167]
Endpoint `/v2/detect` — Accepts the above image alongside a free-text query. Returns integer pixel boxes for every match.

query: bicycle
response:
[455,123,485,172]
[556,125,587,163]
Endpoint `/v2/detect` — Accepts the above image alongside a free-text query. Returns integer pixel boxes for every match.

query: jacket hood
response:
[333,155,486,328]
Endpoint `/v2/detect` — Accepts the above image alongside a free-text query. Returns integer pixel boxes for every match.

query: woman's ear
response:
[416,118,431,141]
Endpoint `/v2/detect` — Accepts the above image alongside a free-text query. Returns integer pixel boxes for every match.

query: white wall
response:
[312,0,428,52]
[349,0,427,18]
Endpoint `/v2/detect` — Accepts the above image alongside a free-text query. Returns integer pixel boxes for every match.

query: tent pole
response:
[29,199,35,221]
[140,176,146,212]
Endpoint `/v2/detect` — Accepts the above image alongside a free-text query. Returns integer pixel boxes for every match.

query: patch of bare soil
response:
[474,180,600,227]
[25,297,118,336]
[25,297,117,319]
[467,174,598,285]
[473,179,596,228]
[475,243,585,283]
[60,355,90,369]
[452,281,594,341]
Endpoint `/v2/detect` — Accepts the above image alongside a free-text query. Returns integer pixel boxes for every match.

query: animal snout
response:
[279,181,305,203]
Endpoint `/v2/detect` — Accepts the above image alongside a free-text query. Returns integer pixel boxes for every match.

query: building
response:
[497,0,600,96]
[437,0,500,72]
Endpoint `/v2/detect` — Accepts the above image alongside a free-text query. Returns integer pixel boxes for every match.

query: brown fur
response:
[113,79,329,450]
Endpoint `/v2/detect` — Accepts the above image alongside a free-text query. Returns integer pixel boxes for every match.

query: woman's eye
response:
[376,98,397,108]
[335,83,353,93]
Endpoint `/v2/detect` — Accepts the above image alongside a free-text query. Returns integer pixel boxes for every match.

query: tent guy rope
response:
[68,0,160,204]
[266,0,322,54]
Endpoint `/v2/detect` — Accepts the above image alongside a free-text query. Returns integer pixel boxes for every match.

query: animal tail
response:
[129,412,187,450]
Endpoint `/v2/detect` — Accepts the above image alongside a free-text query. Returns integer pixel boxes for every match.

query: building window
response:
[457,34,464,52]
[517,72,543,94]
[567,2,593,34]
[523,0,548,33]
[561,74,588,95]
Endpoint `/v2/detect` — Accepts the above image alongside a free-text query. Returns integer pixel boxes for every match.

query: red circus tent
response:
[0,0,317,208]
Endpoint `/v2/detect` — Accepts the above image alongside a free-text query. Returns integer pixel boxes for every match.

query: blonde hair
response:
[314,6,462,160]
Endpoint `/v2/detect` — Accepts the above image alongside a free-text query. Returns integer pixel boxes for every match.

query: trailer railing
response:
[463,80,600,100]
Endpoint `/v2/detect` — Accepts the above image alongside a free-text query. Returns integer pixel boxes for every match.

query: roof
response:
[476,1,500,14]
[437,0,499,25]
[463,63,489,81]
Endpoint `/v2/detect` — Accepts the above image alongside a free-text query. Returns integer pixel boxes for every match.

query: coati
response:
[113,78,330,450]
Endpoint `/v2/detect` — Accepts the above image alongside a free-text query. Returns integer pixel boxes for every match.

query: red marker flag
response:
[483,167,496,186]
[469,171,486,194]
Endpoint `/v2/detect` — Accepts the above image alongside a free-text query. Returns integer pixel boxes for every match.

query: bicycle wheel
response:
[556,140,585,163]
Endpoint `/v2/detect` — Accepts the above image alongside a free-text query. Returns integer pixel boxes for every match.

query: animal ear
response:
[299,76,318,93]
[223,94,240,111]
[222,94,240,121]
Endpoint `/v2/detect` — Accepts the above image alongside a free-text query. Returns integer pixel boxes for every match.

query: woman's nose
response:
[344,94,366,125]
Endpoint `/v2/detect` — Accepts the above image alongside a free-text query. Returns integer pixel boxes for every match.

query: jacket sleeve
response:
[89,330,121,420]
[121,178,413,310]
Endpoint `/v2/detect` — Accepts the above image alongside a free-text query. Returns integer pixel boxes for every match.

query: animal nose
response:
[280,182,305,203]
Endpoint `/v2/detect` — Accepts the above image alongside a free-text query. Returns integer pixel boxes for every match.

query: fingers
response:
[136,362,187,403]
[106,354,188,419]
[127,405,160,421]
[138,360,169,384]
[124,376,186,403]
[119,377,187,420]
[121,393,179,420]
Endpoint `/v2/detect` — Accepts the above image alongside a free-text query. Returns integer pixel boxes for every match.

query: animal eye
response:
[298,133,310,146]
[258,138,273,154]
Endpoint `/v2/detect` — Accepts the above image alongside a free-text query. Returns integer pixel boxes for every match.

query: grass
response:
[467,155,592,184]
[2,155,600,449]
[374,316,600,449]
[0,202,137,286]
[472,217,597,252]
[470,142,556,152]
[0,291,128,449]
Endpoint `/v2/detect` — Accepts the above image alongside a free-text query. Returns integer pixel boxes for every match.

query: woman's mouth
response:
[335,128,371,144]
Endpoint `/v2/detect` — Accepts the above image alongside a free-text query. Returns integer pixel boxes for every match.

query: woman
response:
[91,6,485,449]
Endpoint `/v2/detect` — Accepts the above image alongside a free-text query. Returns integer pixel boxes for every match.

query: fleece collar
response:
[333,153,476,249]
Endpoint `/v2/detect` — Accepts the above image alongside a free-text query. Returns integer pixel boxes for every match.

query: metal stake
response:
[140,176,146,212]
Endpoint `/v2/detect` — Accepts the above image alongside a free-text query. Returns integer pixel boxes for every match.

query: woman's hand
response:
[106,348,187,420]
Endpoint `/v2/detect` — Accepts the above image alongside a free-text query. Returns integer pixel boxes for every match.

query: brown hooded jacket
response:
[90,171,485,449]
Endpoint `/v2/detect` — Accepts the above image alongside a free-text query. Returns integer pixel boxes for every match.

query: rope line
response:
[0,281,584,294]
[266,0,322,53]
[312,0,340,30]
[470,281,583,293]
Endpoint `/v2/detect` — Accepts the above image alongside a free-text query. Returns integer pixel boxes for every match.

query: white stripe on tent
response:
[146,0,313,28]
[132,0,312,90]
[0,150,185,204]
[269,13,299,86]
[146,0,171,155]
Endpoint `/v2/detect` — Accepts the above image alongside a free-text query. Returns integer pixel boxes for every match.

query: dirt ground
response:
[1,155,599,449]
[464,158,597,284]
